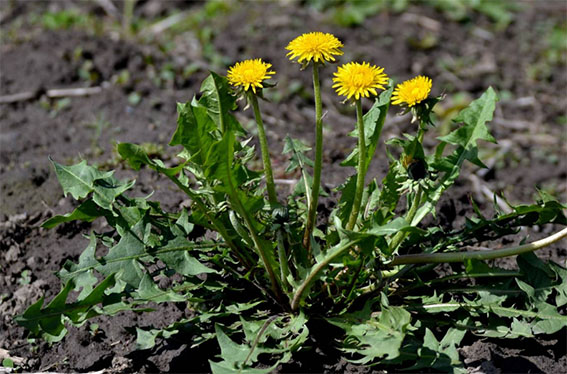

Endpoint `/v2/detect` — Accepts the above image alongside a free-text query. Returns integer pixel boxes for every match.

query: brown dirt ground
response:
[1,1,566,373]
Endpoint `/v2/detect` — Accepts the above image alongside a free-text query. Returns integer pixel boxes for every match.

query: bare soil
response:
[1,1,566,373]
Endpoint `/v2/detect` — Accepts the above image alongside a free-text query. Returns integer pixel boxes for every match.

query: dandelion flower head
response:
[391,76,432,107]
[332,62,389,100]
[286,32,344,64]
[227,59,275,94]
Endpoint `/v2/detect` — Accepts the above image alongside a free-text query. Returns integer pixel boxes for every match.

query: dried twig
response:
[0,91,36,103]
[141,10,191,36]
[274,179,298,185]
[47,86,103,98]
[0,86,104,104]
[95,0,121,19]
[468,173,513,214]
[401,13,441,31]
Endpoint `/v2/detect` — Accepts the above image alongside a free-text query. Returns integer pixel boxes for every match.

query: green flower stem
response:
[291,238,362,311]
[417,124,426,144]
[250,94,290,293]
[242,315,280,367]
[390,227,567,266]
[303,62,323,252]
[276,230,290,294]
[346,99,367,230]
[250,94,278,205]
[224,132,283,300]
[230,189,282,300]
[388,185,423,253]
[342,256,365,302]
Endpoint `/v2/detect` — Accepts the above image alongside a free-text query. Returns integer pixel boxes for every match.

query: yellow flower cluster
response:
[226,32,433,105]
[226,58,275,94]
[392,76,432,107]
[285,32,344,64]
[332,62,389,100]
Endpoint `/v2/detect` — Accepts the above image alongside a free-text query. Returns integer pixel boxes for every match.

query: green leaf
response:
[210,314,308,374]
[135,324,183,350]
[118,142,185,177]
[203,132,233,183]
[42,199,108,229]
[58,234,99,297]
[98,224,147,288]
[37,280,74,340]
[515,279,551,307]
[169,102,218,167]
[117,142,154,170]
[532,313,566,334]
[330,306,411,364]
[175,208,194,236]
[209,361,278,374]
[133,273,186,303]
[283,135,314,209]
[283,136,313,172]
[51,158,111,198]
[58,220,146,289]
[509,318,533,338]
[495,198,567,226]
[336,175,357,225]
[415,292,567,327]
[517,252,554,292]
[15,274,116,343]
[438,87,497,167]
[50,158,135,212]
[66,273,117,323]
[136,327,158,350]
[340,217,419,256]
[376,160,403,220]
[59,223,217,296]
[214,324,251,366]
[550,262,567,307]
[91,176,135,211]
[157,236,218,276]
[414,87,498,225]
[199,72,243,134]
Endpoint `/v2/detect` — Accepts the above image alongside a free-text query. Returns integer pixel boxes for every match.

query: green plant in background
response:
[308,0,518,29]
[16,32,567,373]
[41,9,89,30]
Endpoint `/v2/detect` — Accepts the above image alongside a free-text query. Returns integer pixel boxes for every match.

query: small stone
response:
[26,256,37,267]
[110,356,133,373]
[5,245,20,262]
[9,213,27,223]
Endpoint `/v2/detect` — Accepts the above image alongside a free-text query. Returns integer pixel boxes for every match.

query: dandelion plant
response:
[16,31,567,373]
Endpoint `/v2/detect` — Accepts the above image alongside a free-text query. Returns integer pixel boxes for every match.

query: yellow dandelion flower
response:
[227,59,276,94]
[391,76,432,107]
[332,62,389,101]
[286,32,344,64]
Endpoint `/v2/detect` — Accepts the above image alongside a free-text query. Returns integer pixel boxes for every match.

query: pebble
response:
[5,245,20,262]
[26,256,37,267]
